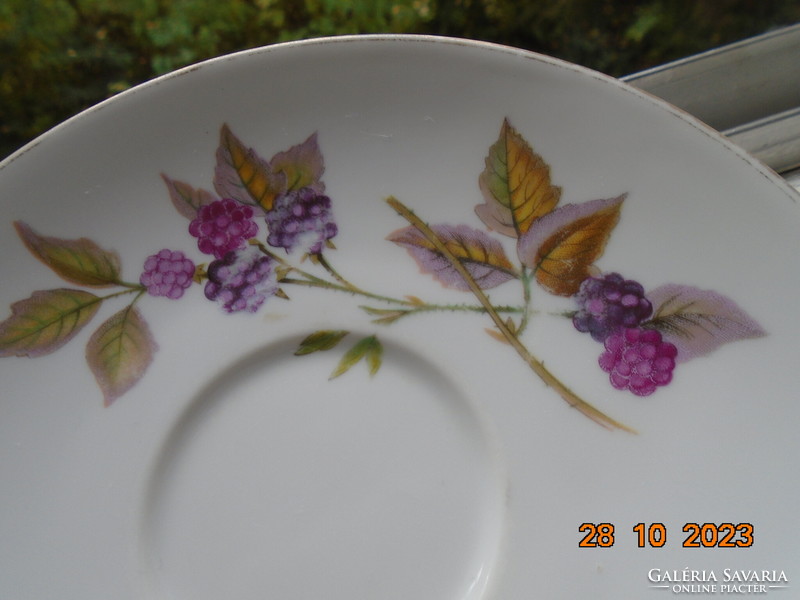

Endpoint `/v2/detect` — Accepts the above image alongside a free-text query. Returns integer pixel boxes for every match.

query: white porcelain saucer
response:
[1,35,798,599]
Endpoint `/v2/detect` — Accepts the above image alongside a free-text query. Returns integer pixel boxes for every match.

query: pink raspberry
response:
[598,328,677,396]
[140,249,195,299]
[188,199,259,259]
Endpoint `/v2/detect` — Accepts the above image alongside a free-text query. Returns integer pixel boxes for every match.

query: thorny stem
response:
[313,252,526,320]
[250,240,381,296]
[385,196,637,434]
[253,239,522,318]
[315,253,367,295]
[279,275,414,305]
[281,276,524,318]
[362,302,525,323]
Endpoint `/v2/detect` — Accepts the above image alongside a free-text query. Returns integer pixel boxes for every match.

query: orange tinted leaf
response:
[361,306,409,325]
[476,118,561,237]
[214,124,285,211]
[485,328,512,345]
[517,195,625,296]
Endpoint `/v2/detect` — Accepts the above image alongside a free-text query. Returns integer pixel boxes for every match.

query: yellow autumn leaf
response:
[214,124,284,211]
[518,195,625,296]
[476,118,561,237]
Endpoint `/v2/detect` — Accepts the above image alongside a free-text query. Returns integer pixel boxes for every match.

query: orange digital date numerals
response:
[578,522,615,547]
[682,523,754,548]
[579,522,754,548]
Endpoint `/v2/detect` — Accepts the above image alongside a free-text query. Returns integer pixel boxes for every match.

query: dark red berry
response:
[189,199,259,259]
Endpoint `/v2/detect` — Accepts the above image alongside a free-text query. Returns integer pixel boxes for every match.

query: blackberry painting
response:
[0,119,766,430]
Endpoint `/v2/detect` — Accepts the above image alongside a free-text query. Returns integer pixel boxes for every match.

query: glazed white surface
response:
[0,35,798,599]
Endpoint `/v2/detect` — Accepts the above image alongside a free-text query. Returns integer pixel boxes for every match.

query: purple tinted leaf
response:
[387,224,518,290]
[475,202,517,238]
[161,173,218,219]
[86,305,157,406]
[269,132,325,194]
[646,284,766,362]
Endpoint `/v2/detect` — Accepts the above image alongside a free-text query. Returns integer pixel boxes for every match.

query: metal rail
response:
[623,23,800,185]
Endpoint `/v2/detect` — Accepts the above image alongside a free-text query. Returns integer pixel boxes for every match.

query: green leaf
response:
[364,338,383,376]
[86,305,157,406]
[0,289,102,357]
[15,221,123,287]
[329,335,383,380]
[294,330,349,355]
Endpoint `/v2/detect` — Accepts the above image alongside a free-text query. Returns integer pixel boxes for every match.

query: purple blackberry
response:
[140,249,195,299]
[265,187,337,254]
[598,328,677,396]
[188,199,259,259]
[204,247,278,313]
[573,273,653,341]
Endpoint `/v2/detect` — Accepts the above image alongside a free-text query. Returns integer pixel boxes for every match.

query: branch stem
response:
[518,267,533,336]
[279,276,415,306]
[250,241,391,298]
[315,253,367,295]
[103,286,146,302]
[386,196,636,433]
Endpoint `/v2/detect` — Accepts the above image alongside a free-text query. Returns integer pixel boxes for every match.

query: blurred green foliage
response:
[2,0,799,159]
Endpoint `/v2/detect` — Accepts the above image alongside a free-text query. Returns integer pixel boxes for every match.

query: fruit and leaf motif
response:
[0,120,765,431]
